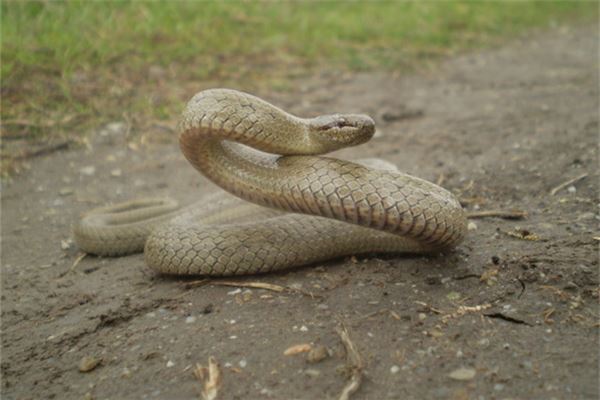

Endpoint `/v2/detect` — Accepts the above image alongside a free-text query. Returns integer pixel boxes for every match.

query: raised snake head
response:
[308,114,375,152]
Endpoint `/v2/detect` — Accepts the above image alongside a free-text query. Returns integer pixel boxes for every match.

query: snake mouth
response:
[315,115,375,132]
[317,118,357,131]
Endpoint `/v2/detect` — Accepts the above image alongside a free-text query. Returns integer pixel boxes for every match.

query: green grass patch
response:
[4,2,594,79]
[1,1,596,162]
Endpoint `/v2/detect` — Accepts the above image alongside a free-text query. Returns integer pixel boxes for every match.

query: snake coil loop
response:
[75,89,466,275]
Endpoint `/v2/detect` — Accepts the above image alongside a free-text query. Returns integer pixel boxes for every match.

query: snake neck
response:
[179,88,314,155]
[178,88,374,156]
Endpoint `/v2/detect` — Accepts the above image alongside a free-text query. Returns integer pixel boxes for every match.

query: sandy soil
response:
[1,26,598,400]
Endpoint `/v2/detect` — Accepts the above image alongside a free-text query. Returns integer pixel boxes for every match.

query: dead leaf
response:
[284,343,312,356]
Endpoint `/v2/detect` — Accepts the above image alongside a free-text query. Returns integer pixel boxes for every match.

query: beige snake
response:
[74,89,466,275]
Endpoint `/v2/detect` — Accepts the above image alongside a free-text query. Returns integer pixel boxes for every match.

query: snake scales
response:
[74,89,466,275]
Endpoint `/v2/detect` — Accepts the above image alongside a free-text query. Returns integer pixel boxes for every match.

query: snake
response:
[74,89,467,276]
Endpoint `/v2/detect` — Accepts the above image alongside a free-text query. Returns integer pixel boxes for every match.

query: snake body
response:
[74,89,466,275]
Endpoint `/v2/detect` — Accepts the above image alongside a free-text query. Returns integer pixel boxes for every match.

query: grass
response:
[1,1,596,171]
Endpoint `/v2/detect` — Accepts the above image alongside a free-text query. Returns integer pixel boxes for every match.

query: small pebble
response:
[577,212,595,220]
[567,185,576,193]
[166,360,175,368]
[467,221,478,231]
[185,316,196,324]
[59,187,74,196]
[578,264,592,274]
[446,291,461,301]
[260,387,275,396]
[429,329,443,338]
[79,356,101,372]
[100,121,127,136]
[299,325,308,332]
[239,359,247,368]
[448,367,476,381]
[521,360,533,370]
[306,345,329,363]
[563,281,578,290]
[61,239,73,250]
[80,166,96,176]
[390,365,400,374]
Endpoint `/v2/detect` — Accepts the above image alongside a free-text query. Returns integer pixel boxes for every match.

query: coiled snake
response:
[74,89,466,275]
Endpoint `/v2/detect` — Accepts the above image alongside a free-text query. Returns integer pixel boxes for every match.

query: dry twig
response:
[441,304,492,324]
[336,323,365,400]
[211,280,286,292]
[69,252,87,273]
[467,210,527,220]
[550,172,588,195]
[193,356,221,400]
[13,140,73,160]
[184,279,322,298]
[414,301,443,314]
[502,228,540,241]
[185,279,283,292]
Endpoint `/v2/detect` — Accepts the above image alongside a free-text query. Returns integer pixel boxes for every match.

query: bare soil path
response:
[2,26,598,399]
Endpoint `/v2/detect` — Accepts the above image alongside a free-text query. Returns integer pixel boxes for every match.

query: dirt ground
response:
[1,26,598,400]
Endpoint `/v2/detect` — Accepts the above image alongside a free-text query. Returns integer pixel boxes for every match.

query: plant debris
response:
[550,172,588,195]
[283,343,312,356]
[193,357,221,400]
[336,323,364,400]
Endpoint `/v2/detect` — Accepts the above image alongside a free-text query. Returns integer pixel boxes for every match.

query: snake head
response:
[310,114,375,151]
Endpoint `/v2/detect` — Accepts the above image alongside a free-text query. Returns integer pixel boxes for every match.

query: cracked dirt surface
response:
[1,26,598,399]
